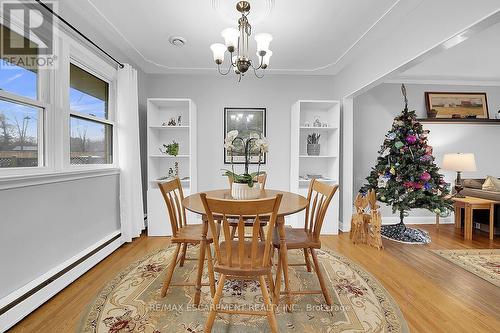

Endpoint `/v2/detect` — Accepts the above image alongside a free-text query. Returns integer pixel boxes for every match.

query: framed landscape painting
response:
[425,92,489,119]
[224,107,266,164]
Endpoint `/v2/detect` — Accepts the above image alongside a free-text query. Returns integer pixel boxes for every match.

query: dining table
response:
[182,188,309,308]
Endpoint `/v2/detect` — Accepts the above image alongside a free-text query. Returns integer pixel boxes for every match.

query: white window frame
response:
[0,26,119,187]
[66,38,117,171]
[0,18,51,177]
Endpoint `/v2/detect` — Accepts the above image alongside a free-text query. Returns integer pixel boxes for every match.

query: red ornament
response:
[420,171,431,182]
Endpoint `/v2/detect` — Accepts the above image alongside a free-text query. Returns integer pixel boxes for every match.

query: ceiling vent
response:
[169,36,187,47]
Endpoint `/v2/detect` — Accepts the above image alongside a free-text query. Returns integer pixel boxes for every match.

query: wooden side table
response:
[452,196,497,240]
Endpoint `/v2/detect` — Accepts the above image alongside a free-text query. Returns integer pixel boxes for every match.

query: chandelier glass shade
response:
[210,1,272,80]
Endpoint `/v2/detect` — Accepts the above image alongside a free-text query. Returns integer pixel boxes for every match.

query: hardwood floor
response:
[9,224,500,332]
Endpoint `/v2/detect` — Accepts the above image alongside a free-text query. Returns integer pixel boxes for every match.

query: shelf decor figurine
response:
[222,130,268,199]
[159,141,179,156]
[167,118,176,126]
[177,115,182,126]
[313,116,322,127]
[307,133,321,156]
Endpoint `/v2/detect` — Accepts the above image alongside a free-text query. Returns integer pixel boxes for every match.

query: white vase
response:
[231,182,261,200]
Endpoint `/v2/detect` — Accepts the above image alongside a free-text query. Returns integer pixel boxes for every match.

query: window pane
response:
[0,26,38,99]
[70,64,108,119]
[70,116,112,165]
[0,99,41,168]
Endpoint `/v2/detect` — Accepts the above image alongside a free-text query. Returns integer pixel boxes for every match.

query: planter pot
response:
[231,182,261,200]
[307,143,320,156]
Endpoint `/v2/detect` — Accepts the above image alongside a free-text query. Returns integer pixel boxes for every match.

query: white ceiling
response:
[59,0,404,75]
[396,21,500,83]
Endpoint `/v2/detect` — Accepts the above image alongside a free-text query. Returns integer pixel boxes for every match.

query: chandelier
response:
[210,1,273,81]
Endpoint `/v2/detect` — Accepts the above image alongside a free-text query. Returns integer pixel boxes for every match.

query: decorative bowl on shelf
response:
[231,182,262,200]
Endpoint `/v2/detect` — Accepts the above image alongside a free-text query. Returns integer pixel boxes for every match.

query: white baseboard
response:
[0,231,123,332]
[338,215,454,232]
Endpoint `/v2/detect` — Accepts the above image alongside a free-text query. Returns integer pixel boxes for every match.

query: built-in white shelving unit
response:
[147,98,197,236]
[290,100,340,234]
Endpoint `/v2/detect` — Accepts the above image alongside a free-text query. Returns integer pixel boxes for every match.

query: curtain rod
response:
[34,0,125,69]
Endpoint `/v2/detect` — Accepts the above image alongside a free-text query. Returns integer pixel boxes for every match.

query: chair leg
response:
[303,248,312,272]
[310,248,332,306]
[179,243,188,267]
[259,276,278,333]
[194,239,207,307]
[204,273,226,333]
[259,226,266,241]
[206,243,216,297]
[273,249,282,306]
[281,247,292,312]
[161,243,181,297]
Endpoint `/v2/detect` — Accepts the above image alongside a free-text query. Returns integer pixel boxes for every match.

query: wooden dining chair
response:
[201,193,282,333]
[158,178,215,306]
[273,179,338,308]
[227,173,268,240]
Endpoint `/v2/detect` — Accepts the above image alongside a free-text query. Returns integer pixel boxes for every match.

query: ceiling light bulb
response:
[221,28,239,52]
[255,33,273,54]
[210,43,226,64]
[258,50,272,68]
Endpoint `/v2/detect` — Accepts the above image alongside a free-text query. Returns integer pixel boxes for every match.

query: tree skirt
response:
[78,246,409,333]
[381,222,431,244]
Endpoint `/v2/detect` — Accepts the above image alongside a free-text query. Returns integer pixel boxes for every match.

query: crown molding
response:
[85,0,401,74]
[386,76,500,87]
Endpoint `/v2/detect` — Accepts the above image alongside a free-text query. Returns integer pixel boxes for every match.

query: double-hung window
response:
[69,62,113,165]
[0,25,45,169]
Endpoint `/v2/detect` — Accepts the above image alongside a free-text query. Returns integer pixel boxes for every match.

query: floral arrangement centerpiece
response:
[222,130,269,199]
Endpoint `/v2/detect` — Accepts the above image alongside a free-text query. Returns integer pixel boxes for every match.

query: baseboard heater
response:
[0,232,122,331]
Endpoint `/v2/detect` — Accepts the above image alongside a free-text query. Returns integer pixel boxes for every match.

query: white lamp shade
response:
[221,28,239,49]
[257,50,272,66]
[210,43,226,63]
[442,153,477,172]
[254,33,273,52]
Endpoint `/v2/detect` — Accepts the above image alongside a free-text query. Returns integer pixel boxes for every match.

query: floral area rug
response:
[433,249,500,287]
[78,245,408,333]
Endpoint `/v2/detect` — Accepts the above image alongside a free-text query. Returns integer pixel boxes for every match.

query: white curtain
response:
[117,64,144,242]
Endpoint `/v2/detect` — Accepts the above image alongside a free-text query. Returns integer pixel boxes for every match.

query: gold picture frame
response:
[425,92,489,119]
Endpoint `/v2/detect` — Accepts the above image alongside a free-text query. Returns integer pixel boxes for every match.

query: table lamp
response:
[442,153,477,198]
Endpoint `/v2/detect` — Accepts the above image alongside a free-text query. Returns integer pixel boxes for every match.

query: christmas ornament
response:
[420,171,431,182]
[406,134,417,144]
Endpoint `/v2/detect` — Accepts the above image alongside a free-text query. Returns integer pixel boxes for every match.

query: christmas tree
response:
[363,85,453,244]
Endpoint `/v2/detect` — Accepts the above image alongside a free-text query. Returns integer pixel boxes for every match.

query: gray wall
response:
[0,175,120,298]
[354,83,500,220]
[142,74,335,195]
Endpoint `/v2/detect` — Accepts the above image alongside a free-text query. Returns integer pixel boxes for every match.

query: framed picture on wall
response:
[425,92,489,119]
[224,107,266,164]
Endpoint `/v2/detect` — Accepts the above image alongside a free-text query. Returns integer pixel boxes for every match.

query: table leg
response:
[454,204,461,229]
[194,218,208,307]
[490,204,495,240]
[435,214,439,229]
[464,204,472,240]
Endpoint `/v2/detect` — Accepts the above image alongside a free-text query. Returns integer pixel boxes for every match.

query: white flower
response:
[255,137,269,153]
[226,130,238,142]
[249,132,260,140]
[224,130,239,150]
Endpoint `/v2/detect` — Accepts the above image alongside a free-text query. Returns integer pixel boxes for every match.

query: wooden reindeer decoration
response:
[350,193,369,244]
[366,190,383,250]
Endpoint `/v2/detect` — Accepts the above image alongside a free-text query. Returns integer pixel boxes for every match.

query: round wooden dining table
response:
[182,189,308,308]
[183,189,308,217]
